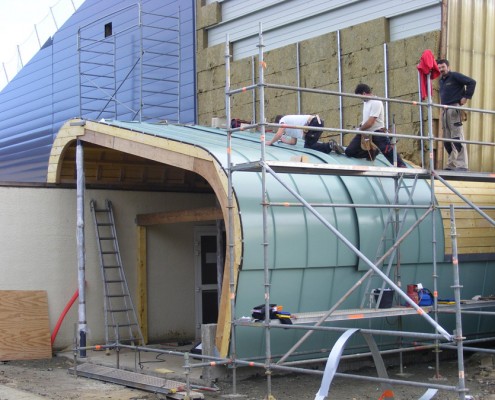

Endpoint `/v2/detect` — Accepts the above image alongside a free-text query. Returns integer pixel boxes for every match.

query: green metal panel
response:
[106,120,445,271]
[234,260,495,359]
[105,121,488,360]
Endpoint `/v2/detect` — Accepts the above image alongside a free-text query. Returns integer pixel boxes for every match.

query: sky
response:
[0,0,58,64]
[0,0,81,87]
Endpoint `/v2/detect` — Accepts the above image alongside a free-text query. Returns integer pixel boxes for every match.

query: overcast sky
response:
[0,0,83,88]
[0,0,59,64]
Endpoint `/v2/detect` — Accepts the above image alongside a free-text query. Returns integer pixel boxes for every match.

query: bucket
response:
[373,289,395,309]
[407,284,419,305]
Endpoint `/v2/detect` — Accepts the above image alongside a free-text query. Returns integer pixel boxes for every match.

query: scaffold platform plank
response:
[236,300,495,326]
[290,306,425,324]
[289,299,495,324]
[68,363,204,399]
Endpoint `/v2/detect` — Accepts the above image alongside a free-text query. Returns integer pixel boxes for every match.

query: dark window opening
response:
[104,22,112,38]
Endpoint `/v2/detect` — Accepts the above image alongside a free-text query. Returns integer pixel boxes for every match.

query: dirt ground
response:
[1,352,495,400]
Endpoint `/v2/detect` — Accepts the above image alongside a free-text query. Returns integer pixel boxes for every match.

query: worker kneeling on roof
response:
[266,114,344,155]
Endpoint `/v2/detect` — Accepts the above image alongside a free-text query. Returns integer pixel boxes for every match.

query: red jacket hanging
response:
[417,49,440,100]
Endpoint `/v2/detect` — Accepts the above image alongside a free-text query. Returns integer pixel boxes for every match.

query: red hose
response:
[51,289,79,346]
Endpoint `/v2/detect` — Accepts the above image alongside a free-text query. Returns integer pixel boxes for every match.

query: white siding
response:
[206,0,442,60]
[390,5,442,41]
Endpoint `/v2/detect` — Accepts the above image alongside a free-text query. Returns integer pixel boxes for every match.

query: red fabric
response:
[417,49,440,100]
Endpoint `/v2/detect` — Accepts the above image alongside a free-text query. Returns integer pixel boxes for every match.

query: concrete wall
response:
[196,10,440,165]
[0,186,216,349]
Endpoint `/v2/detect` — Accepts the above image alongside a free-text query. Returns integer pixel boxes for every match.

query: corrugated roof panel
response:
[446,0,495,172]
[389,5,441,41]
[207,0,440,60]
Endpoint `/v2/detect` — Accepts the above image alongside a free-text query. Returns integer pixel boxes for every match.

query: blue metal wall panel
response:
[0,0,195,183]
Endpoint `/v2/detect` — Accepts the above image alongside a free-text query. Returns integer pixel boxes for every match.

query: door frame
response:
[193,225,224,339]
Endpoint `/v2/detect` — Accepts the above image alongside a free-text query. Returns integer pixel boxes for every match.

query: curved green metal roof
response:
[103,120,445,358]
[106,120,444,271]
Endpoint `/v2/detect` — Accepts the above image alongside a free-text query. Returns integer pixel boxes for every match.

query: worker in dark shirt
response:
[437,59,476,171]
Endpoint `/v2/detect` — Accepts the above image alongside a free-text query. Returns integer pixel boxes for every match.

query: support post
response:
[450,205,467,400]
[76,138,87,357]
[137,225,148,344]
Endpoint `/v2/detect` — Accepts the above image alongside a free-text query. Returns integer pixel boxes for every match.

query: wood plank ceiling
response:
[59,142,213,193]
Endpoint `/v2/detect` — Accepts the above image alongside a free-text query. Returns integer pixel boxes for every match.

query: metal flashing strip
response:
[231,160,429,178]
[68,363,204,398]
[232,160,495,181]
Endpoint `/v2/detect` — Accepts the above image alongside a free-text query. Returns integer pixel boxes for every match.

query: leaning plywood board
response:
[0,290,51,361]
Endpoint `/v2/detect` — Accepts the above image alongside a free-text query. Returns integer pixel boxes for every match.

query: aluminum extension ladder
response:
[90,199,144,346]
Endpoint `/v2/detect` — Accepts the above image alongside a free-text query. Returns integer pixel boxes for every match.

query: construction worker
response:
[266,114,344,155]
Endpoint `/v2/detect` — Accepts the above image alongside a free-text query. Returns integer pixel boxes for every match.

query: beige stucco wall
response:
[0,186,216,349]
[196,12,440,165]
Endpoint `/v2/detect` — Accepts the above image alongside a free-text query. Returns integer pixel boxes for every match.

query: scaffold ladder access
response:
[90,199,144,346]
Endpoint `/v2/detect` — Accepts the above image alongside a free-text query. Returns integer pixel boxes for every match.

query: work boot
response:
[329,139,345,155]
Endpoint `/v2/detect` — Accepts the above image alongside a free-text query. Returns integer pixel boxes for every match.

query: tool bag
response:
[251,304,293,324]
[360,134,378,152]
[305,115,324,142]
[251,304,278,320]
[418,288,434,306]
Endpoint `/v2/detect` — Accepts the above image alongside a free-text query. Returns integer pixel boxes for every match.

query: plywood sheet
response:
[0,291,52,361]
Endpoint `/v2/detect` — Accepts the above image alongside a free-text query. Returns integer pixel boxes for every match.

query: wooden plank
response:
[0,291,51,361]
[436,179,495,256]
[136,207,223,226]
[137,226,148,344]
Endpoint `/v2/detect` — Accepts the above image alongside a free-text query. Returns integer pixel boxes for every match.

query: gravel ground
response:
[1,352,495,399]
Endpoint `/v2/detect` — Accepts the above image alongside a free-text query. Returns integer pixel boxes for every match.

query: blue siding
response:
[0,0,196,182]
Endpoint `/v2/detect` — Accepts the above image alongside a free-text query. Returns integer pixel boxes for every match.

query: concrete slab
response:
[0,385,46,399]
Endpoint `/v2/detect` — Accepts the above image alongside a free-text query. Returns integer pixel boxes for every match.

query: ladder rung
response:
[106,280,124,283]
[97,223,113,226]
[108,323,138,328]
[99,236,116,240]
[108,308,132,312]
[101,251,118,254]
[107,294,128,298]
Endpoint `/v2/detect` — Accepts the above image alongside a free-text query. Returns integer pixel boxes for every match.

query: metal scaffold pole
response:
[257,22,274,399]
[224,33,240,397]
[76,138,87,358]
[426,72,443,380]
[449,204,467,400]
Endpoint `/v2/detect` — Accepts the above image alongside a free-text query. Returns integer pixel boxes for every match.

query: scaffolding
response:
[224,24,495,400]
[77,3,181,123]
[67,22,495,400]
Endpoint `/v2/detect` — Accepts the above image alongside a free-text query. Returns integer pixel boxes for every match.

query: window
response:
[104,22,112,38]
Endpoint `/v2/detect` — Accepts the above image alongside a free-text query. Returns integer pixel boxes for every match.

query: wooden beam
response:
[136,206,223,226]
[137,226,148,344]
